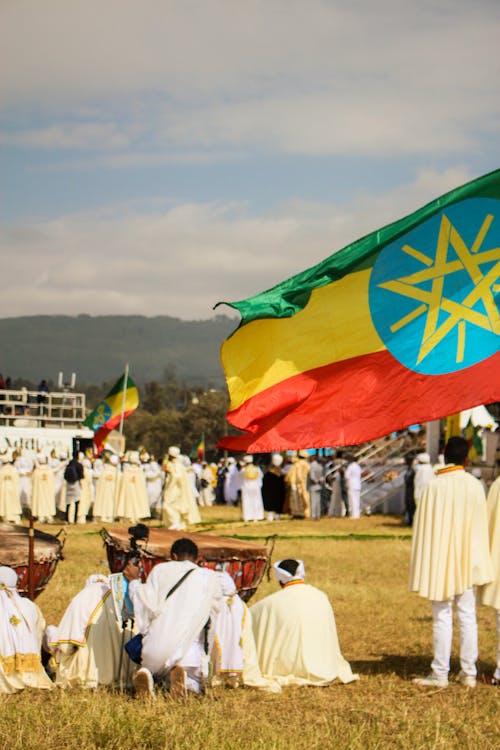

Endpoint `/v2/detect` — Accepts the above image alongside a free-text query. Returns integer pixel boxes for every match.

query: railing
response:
[0,388,87,428]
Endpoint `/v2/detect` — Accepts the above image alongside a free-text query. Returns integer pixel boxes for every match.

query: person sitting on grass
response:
[45,564,139,689]
[131,538,222,698]
[0,566,53,694]
[250,558,359,686]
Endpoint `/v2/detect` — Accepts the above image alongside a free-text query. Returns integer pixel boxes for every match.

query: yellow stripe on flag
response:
[221,268,385,411]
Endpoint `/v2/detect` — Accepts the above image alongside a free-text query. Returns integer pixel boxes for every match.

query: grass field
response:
[1,508,498,750]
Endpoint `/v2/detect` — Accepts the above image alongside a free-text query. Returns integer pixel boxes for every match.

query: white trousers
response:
[495,610,500,680]
[431,588,477,679]
[348,488,361,518]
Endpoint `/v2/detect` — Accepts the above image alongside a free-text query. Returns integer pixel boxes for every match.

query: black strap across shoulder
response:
[165,567,195,600]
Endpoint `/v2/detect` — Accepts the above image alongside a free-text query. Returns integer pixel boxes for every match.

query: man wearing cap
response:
[478,475,500,686]
[0,453,22,523]
[344,454,362,519]
[250,558,358,686]
[307,454,324,521]
[410,436,493,688]
[116,451,150,524]
[224,457,240,506]
[131,538,222,698]
[162,447,201,529]
[31,453,56,523]
[93,453,120,522]
[239,455,264,522]
[285,451,310,518]
[262,454,285,521]
[0,566,53,693]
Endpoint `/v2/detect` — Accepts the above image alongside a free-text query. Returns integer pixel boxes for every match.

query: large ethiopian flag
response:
[83,372,139,453]
[217,169,500,452]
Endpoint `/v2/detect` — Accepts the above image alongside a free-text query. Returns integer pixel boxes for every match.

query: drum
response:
[0,522,65,599]
[102,526,272,602]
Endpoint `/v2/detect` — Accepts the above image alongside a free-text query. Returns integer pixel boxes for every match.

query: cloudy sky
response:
[1,0,499,321]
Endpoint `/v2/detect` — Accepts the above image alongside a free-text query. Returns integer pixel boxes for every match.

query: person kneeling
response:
[130,538,221,698]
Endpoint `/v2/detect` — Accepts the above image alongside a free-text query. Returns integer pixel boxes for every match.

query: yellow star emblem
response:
[378,212,500,365]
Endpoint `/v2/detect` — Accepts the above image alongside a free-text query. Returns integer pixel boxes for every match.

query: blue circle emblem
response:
[91,401,112,430]
[368,198,500,375]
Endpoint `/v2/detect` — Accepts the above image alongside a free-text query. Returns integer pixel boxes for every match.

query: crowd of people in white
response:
[0,445,367,527]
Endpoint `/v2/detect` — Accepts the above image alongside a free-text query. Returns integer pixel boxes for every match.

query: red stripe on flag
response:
[218,349,500,452]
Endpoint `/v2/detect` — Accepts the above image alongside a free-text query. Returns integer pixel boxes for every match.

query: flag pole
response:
[202,431,205,461]
[113,364,129,519]
[118,363,129,441]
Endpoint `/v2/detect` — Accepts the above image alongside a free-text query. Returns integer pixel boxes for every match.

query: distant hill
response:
[0,314,238,387]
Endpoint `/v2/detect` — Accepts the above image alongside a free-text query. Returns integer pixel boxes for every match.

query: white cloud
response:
[0,123,129,150]
[1,0,499,158]
[1,167,476,318]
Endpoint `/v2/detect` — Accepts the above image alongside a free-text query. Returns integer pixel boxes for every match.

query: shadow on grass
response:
[351,654,497,681]
[351,654,431,679]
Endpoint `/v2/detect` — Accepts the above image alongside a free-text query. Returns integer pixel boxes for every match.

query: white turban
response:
[273,559,305,585]
[243,455,253,464]
[271,453,283,467]
[168,446,181,458]
[0,566,18,589]
[109,454,119,465]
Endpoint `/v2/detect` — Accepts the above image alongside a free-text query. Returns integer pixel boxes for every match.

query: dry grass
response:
[1,508,498,750]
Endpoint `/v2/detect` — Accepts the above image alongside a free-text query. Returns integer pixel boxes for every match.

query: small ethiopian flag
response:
[216,169,500,452]
[83,371,139,453]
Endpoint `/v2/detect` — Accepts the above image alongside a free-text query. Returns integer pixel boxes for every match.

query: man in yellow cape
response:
[409,436,493,688]
[250,558,358,686]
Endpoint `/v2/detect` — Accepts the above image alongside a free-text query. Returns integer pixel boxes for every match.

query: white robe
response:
[142,460,163,511]
[478,476,500,610]
[14,454,33,510]
[48,579,134,688]
[213,573,280,691]
[162,460,201,529]
[0,585,52,693]
[31,465,56,521]
[239,464,264,522]
[409,466,493,601]
[130,561,221,679]
[93,464,119,521]
[251,582,358,686]
[115,464,150,522]
[0,464,22,522]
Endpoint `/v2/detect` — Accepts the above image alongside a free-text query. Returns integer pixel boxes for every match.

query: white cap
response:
[227,457,236,464]
[109,454,119,465]
[129,451,140,464]
[168,446,181,458]
[243,455,253,464]
[0,566,18,588]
